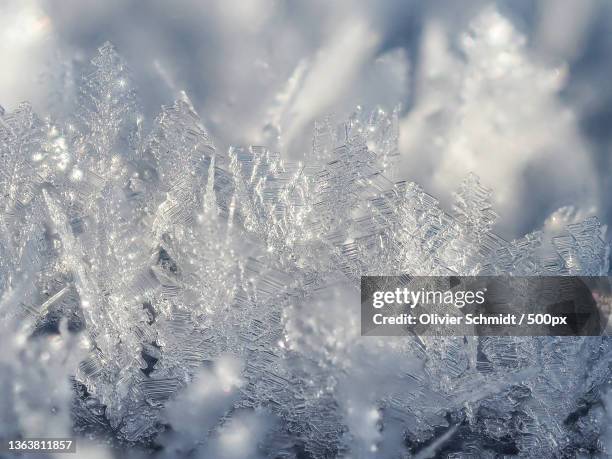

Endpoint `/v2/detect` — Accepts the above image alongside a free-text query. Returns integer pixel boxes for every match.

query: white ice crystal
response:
[399,7,599,235]
[0,41,611,459]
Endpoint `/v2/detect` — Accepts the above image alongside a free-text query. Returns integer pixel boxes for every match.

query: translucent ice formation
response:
[0,42,611,458]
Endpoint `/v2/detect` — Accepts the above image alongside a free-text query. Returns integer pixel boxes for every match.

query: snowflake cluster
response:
[0,43,610,458]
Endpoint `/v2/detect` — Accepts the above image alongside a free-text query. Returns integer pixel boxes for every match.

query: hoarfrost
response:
[0,41,611,459]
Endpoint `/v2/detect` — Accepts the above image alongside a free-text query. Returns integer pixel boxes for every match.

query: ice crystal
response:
[0,42,611,458]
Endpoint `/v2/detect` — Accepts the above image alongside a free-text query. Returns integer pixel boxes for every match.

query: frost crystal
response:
[1,42,611,458]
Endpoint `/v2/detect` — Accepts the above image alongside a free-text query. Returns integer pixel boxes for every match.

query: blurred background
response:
[1,0,611,239]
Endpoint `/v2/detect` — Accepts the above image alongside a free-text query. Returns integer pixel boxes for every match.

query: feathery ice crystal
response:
[0,42,611,458]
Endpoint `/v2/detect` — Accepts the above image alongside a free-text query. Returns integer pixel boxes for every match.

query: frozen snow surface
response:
[1,42,612,458]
